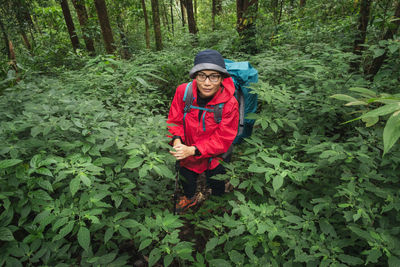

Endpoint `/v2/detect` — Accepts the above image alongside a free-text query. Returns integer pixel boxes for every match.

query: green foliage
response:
[0,56,186,265]
[1,0,400,265]
[332,88,400,154]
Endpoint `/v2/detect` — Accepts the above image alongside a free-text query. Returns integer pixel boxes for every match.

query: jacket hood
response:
[192,77,236,105]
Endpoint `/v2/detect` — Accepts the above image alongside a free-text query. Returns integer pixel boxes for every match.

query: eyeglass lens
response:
[197,72,221,82]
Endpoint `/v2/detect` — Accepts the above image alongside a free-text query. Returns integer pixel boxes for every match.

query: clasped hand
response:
[170,143,195,160]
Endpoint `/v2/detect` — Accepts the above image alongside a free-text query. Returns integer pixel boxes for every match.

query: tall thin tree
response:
[350,0,372,71]
[0,18,10,60]
[94,0,116,54]
[185,0,197,34]
[141,0,151,49]
[151,0,163,50]
[170,0,174,34]
[60,0,80,52]
[236,0,258,53]
[180,0,186,27]
[71,0,95,54]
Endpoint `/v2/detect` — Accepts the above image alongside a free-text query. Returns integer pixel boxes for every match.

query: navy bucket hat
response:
[189,49,230,79]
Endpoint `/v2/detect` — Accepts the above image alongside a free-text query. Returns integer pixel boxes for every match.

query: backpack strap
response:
[213,103,224,124]
[236,86,245,137]
[183,82,194,140]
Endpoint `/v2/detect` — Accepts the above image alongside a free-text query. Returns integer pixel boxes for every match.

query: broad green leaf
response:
[98,252,117,264]
[205,237,219,253]
[360,103,400,119]
[77,226,90,251]
[196,252,205,264]
[52,217,68,231]
[31,126,41,137]
[337,254,363,265]
[0,159,22,169]
[388,44,400,53]
[156,165,174,179]
[272,175,284,191]
[36,167,53,177]
[0,227,14,241]
[228,250,244,264]
[362,116,379,127]
[389,256,400,267]
[383,111,400,155]
[70,177,81,196]
[164,254,173,267]
[330,94,358,102]
[344,101,368,106]
[139,238,152,251]
[118,226,131,238]
[373,48,385,58]
[366,248,382,264]
[148,248,161,267]
[174,242,193,261]
[319,219,336,237]
[38,180,53,192]
[121,219,139,228]
[247,163,268,173]
[32,189,53,200]
[123,157,143,169]
[79,172,91,187]
[282,215,304,225]
[104,228,114,243]
[270,122,278,133]
[53,221,74,241]
[349,87,377,97]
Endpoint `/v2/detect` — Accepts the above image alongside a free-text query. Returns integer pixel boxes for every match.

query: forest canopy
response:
[1,0,400,266]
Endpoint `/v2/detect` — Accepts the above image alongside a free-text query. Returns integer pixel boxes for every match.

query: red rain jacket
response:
[167,78,239,174]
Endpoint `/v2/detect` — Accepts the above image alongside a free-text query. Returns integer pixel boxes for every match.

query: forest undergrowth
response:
[1,25,400,266]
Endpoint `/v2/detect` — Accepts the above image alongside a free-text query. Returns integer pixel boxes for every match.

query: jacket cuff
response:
[194,146,201,156]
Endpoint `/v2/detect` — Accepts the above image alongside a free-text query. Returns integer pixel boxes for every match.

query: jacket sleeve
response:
[194,99,239,158]
[167,84,186,144]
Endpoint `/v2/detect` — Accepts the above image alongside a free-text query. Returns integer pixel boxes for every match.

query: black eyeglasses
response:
[196,72,221,83]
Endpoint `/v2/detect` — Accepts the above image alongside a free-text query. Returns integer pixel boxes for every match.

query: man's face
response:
[196,70,222,98]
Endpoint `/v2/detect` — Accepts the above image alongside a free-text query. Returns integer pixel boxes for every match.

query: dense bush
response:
[1,3,400,264]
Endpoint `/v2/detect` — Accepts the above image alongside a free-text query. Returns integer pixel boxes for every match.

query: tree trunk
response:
[13,1,35,50]
[0,18,11,60]
[212,0,222,30]
[116,15,131,59]
[94,0,116,54]
[350,0,372,71]
[161,0,170,32]
[180,0,186,27]
[236,0,258,53]
[170,0,174,34]
[185,0,197,34]
[366,1,400,79]
[141,0,151,49]
[194,0,197,21]
[60,0,80,52]
[71,0,95,54]
[151,0,163,50]
[300,0,306,7]
[21,31,31,50]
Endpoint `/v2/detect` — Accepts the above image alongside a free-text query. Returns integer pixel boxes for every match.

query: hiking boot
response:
[176,196,197,214]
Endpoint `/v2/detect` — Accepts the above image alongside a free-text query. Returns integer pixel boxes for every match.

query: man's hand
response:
[170,143,196,160]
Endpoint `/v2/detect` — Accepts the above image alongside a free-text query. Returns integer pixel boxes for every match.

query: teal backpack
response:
[182,59,258,148]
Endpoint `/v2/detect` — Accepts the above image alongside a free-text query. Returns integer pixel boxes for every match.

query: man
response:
[168,49,239,213]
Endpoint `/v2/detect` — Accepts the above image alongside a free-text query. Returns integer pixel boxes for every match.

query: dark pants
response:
[180,164,226,198]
